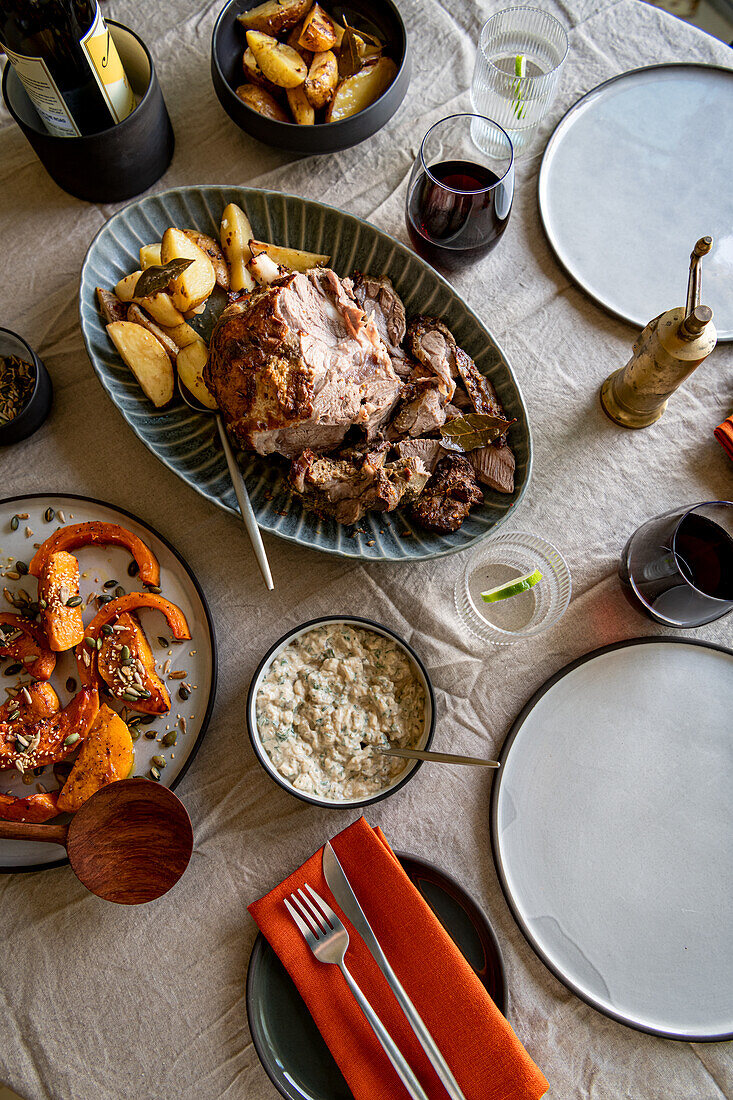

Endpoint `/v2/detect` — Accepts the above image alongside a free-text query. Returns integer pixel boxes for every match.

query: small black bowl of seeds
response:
[0,327,53,445]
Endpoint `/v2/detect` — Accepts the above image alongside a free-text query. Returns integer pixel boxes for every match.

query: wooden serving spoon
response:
[0,778,193,904]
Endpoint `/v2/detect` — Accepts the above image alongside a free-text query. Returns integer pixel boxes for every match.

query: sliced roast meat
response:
[410,455,483,533]
[387,386,446,440]
[289,447,429,526]
[351,274,411,378]
[205,269,402,459]
[393,437,444,473]
[406,316,458,400]
[468,442,515,494]
[454,347,508,422]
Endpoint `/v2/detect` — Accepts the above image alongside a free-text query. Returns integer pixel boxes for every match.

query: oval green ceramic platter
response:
[79,186,532,562]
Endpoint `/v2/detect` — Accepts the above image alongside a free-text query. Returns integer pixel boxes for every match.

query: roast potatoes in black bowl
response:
[211,0,409,154]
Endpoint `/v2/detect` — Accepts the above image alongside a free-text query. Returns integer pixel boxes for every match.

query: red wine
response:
[406,159,512,271]
[0,0,134,137]
[619,508,733,627]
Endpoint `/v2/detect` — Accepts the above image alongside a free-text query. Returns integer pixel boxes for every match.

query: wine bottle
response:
[0,0,135,137]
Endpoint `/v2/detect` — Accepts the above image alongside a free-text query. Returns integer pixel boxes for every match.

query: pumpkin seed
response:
[66,595,83,607]
[129,728,140,742]
[178,685,191,701]
[120,645,130,661]
[151,755,166,768]
[17,588,31,603]
[145,584,161,594]
[84,637,95,649]
[101,624,113,635]
[15,561,28,575]
[95,637,102,650]
[138,714,157,725]
[127,561,139,577]
[149,766,160,781]
[157,636,169,648]
[144,729,157,739]
[3,663,22,675]
[122,691,139,702]
[114,585,125,598]
[22,773,34,785]
[103,579,118,589]
[44,507,55,523]
[97,594,113,605]
[66,677,77,692]
[64,732,80,746]
[162,730,177,746]
[39,598,47,609]
[10,515,19,531]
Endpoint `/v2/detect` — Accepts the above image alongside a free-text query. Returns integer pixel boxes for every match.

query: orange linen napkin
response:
[714,416,733,463]
[249,818,548,1100]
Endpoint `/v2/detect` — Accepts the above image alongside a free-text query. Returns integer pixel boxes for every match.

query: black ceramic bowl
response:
[2,22,174,203]
[0,328,53,446]
[211,0,410,154]
[247,616,435,808]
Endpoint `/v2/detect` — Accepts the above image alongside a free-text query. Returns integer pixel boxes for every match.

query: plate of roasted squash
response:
[0,494,216,872]
[79,185,532,563]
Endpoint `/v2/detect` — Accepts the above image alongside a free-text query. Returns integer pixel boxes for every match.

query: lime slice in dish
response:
[480,569,543,603]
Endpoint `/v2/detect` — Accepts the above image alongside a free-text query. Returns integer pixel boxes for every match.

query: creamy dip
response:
[256,623,426,800]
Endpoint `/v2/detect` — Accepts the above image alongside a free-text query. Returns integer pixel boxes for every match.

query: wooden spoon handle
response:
[0,820,69,844]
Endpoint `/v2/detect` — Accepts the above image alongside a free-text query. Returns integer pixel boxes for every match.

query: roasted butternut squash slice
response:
[57,704,135,813]
[0,791,59,823]
[0,685,98,770]
[96,611,171,714]
[29,521,160,587]
[37,550,84,652]
[0,613,56,680]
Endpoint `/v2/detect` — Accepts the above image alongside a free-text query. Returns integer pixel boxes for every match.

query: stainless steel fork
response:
[285,884,431,1100]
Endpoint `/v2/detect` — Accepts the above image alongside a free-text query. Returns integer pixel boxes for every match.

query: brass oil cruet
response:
[601,236,718,428]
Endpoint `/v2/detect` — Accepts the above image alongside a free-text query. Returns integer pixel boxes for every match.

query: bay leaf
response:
[440,413,514,453]
[135,258,194,299]
[338,24,362,79]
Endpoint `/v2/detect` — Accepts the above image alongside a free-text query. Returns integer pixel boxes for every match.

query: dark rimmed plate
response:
[246,852,507,1100]
[79,184,532,562]
[0,493,217,874]
[491,637,733,1042]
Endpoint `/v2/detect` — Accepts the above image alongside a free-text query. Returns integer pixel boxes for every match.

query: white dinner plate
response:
[0,494,216,872]
[539,64,733,339]
[491,638,733,1040]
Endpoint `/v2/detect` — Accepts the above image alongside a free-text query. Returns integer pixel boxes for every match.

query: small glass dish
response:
[0,328,53,445]
[455,531,571,644]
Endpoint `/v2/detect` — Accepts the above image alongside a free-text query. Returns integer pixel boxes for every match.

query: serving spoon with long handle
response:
[0,778,193,903]
[178,377,273,591]
[379,746,500,768]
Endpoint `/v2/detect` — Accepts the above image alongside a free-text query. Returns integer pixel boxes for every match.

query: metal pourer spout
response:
[685,235,713,319]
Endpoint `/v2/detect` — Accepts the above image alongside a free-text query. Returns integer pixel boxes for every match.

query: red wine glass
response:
[619,501,733,627]
[405,113,514,272]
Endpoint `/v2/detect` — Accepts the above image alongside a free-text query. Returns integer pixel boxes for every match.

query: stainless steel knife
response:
[322,842,468,1100]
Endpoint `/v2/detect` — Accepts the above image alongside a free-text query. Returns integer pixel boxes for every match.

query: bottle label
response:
[80,3,135,124]
[2,47,81,137]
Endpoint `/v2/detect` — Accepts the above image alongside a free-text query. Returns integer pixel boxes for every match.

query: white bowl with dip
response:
[247,617,436,808]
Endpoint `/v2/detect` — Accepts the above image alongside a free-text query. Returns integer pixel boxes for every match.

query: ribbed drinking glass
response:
[471,7,568,153]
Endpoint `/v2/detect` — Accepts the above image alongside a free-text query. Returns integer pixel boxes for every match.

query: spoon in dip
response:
[0,778,193,903]
[379,747,500,768]
[178,376,273,591]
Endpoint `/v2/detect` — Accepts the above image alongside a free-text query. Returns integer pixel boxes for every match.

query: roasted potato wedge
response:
[242,46,282,94]
[177,340,218,410]
[136,292,185,327]
[235,82,291,120]
[246,31,307,87]
[182,229,230,291]
[115,270,143,302]
[326,56,397,122]
[247,251,287,284]
[106,321,174,407]
[220,203,257,292]
[304,49,338,108]
[161,227,217,312]
[237,0,313,36]
[286,84,315,124]
[248,240,330,270]
[96,287,127,325]
[159,321,200,349]
[286,20,313,63]
[139,243,162,269]
[126,303,179,362]
[298,3,337,51]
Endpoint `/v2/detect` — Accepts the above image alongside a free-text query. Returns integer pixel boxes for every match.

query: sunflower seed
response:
[4,570,20,581]
[95,638,102,650]
[56,510,66,523]
[169,670,187,680]
[17,588,31,603]
[21,686,32,704]
[15,733,29,748]
[149,766,160,781]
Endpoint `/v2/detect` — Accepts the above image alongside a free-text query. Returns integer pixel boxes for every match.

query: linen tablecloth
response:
[1,1,732,1097]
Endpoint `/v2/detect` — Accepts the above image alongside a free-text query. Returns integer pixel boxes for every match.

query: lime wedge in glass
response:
[515,54,526,78]
[480,569,543,603]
